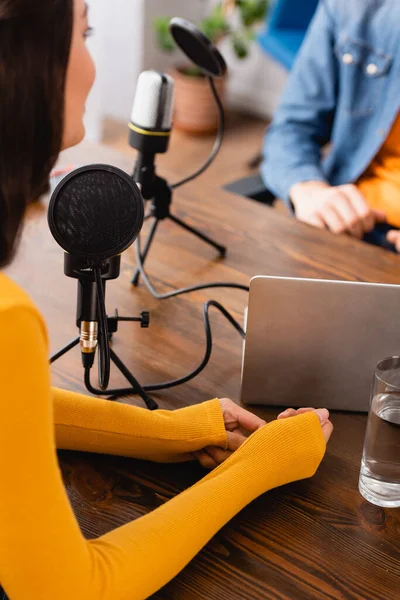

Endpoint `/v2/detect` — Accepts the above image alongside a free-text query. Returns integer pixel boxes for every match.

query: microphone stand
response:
[50,254,158,410]
[131,173,226,287]
[131,76,227,288]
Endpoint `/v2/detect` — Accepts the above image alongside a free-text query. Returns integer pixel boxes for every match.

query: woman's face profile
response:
[62,0,96,150]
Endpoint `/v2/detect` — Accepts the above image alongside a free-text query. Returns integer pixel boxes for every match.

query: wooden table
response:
[7,140,400,600]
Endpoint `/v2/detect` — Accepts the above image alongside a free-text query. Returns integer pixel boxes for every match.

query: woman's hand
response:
[193,398,266,469]
[277,407,333,444]
[194,400,333,469]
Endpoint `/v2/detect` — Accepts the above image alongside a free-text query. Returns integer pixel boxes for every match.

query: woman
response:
[0,2,333,599]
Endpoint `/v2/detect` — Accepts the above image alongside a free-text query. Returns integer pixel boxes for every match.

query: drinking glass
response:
[359,357,400,508]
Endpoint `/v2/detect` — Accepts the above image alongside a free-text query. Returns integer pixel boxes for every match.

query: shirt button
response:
[366,63,378,75]
[342,53,354,65]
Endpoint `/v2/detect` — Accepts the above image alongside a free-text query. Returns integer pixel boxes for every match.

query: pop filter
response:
[48,164,145,392]
[169,17,227,78]
[48,164,144,263]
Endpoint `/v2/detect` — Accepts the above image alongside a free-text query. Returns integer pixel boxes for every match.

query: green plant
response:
[154,1,269,76]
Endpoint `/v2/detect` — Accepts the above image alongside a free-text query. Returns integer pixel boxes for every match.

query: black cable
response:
[94,266,111,390]
[171,77,225,190]
[135,235,249,299]
[84,366,158,410]
[131,213,249,394]
[84,254,248,399]
[144,300,245,392]
[84,299,245,398]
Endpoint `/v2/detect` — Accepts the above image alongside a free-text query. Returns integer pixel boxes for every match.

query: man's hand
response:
[290,181,386,238]
[194,400,333,470]
[387,230,400,252]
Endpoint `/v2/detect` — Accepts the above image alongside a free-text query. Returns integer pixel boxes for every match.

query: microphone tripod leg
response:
[109,347,158,410]
[50,336,80,364]
[168,213,226,257]
[131,219,160,287]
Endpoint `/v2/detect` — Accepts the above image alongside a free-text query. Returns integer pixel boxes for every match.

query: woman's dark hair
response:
[0,0,74,266]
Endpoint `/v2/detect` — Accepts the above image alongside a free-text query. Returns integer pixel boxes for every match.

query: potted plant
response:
[154,0,269,135]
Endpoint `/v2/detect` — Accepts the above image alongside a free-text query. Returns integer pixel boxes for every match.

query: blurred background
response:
[84,0,291,142]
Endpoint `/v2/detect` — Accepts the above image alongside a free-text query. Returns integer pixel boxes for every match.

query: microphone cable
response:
[83,241,247,399]
[93,266,111,390]
[84,298,245,400]
[135,233,249,299]
[171,77,224,190]
[145,300,245,392]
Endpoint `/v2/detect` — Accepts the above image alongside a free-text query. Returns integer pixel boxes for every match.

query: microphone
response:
[48,164,144,389]
[129,70,175,199]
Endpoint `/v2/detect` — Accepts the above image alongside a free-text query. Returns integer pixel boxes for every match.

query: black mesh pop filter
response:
[169,17,227,78]
[48,164,144,262]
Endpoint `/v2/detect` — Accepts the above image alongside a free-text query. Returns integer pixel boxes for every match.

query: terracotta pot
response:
[169,66,226,135]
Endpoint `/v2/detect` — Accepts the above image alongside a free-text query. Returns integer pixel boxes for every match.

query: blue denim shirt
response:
[261,0,400,207]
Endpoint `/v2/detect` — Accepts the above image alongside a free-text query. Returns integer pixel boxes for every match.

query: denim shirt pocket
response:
[335,36,392,117]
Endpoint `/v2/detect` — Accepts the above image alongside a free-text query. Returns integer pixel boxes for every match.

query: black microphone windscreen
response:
[48,164,144,262]
[169,18,227,78]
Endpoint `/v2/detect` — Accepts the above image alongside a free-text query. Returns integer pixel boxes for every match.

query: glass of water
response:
[359,357,400,508]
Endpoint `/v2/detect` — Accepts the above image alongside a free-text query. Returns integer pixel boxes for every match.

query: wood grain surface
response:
[6,127,400,600]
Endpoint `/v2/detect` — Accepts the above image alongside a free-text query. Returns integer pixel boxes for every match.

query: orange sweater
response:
[0,273,326,600]
[357,112,400,227]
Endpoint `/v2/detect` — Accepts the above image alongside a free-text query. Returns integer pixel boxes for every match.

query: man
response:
[261,0,400,250]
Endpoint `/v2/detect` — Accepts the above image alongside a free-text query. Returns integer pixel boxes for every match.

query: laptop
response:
[241,276,400,412]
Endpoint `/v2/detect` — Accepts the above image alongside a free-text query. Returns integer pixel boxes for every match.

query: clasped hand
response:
[193,398,333,470]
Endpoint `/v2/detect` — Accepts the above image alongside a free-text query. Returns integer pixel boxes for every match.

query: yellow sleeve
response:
[53,388,228,463]
[0,305,326,600]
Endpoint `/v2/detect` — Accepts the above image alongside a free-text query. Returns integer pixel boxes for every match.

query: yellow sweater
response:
[0,273,326,600]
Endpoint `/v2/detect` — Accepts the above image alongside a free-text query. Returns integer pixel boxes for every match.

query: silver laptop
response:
[241,276,400,412]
